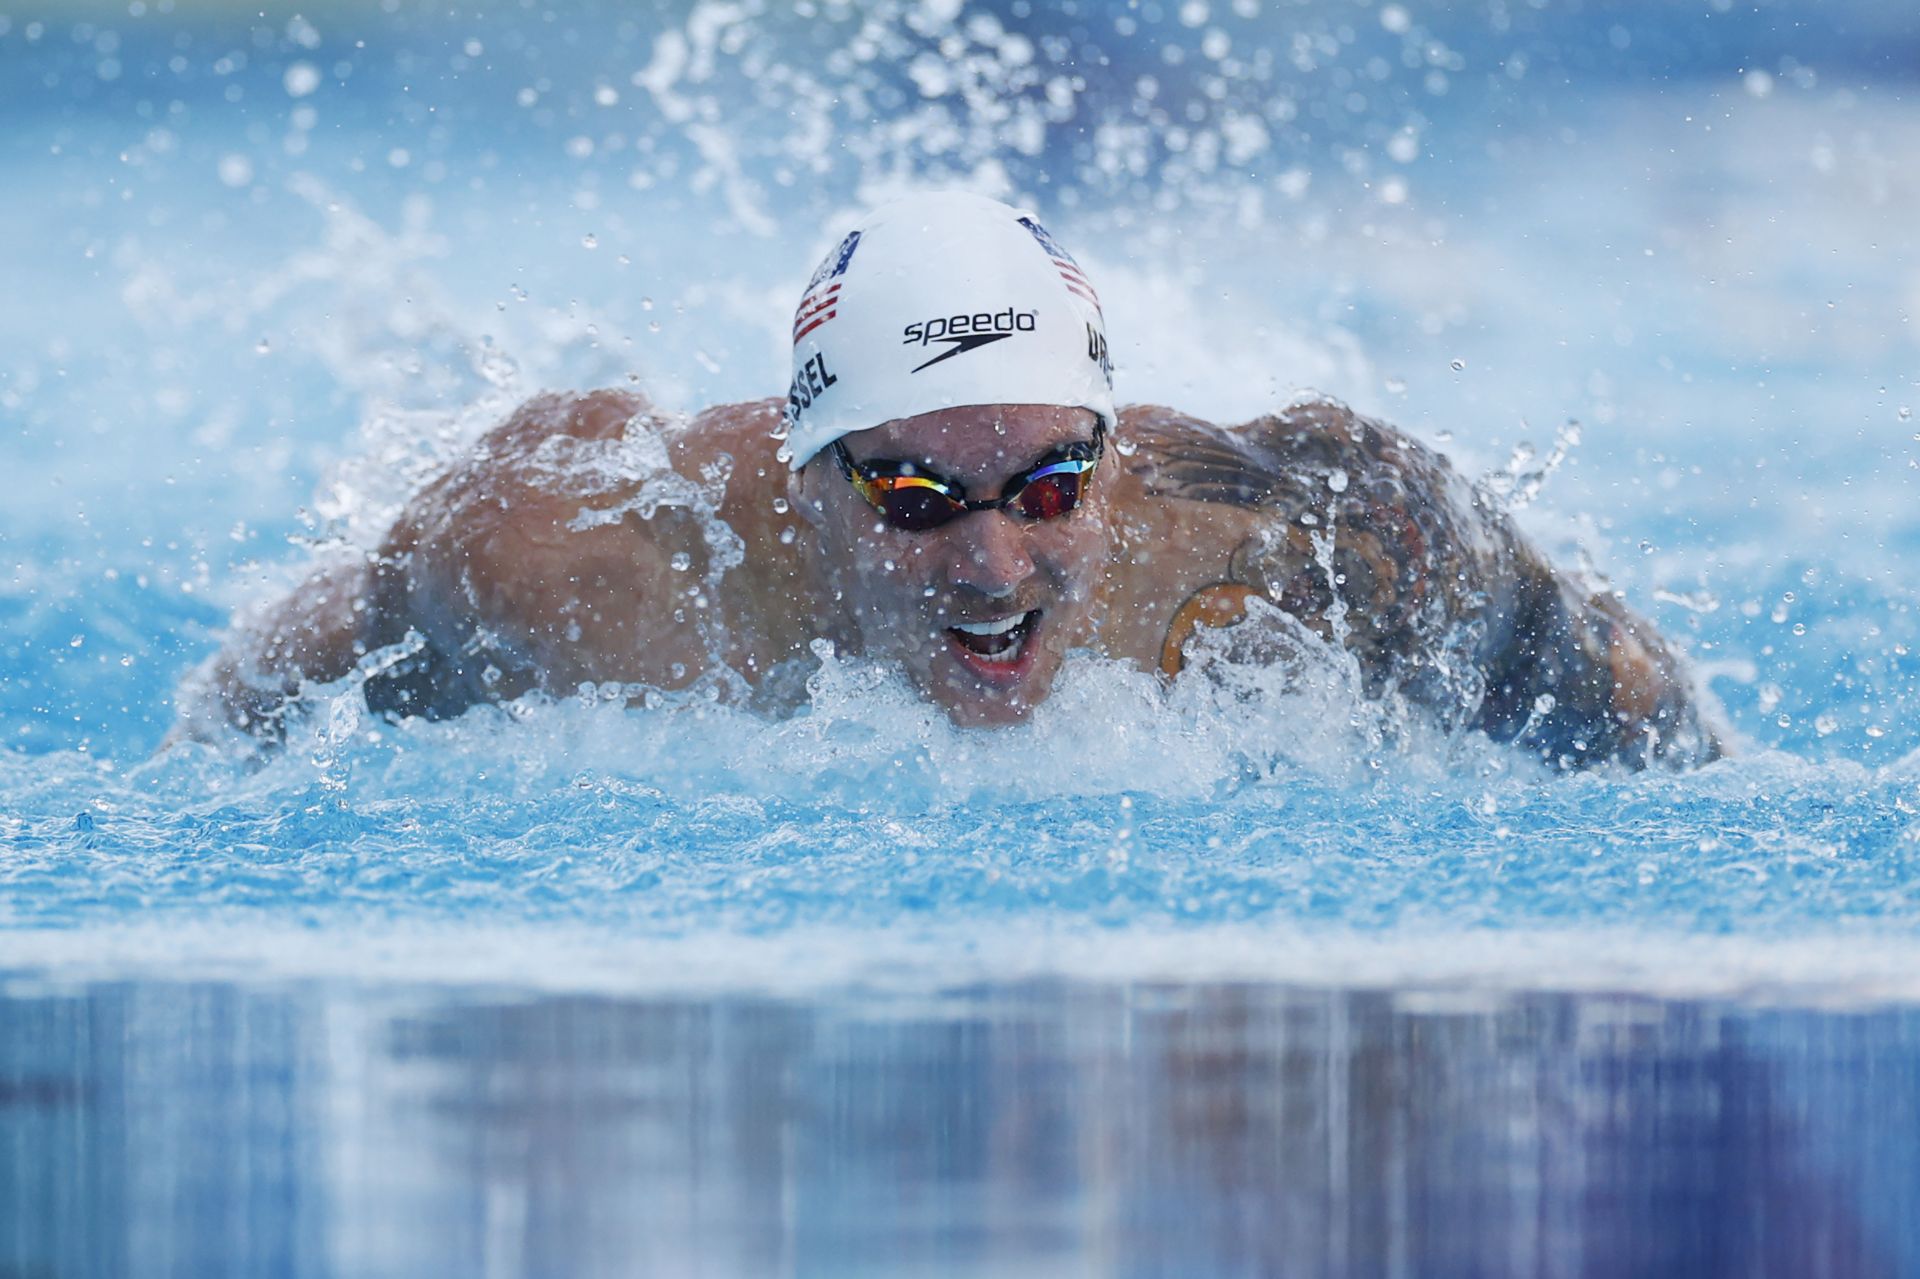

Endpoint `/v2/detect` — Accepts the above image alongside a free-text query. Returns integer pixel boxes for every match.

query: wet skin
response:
[187,388,1724,768]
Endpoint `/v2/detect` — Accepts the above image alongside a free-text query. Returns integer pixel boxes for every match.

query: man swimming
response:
[183,192,1723,768]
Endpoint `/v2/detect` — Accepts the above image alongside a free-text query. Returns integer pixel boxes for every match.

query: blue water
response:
[4,0,1920,1273]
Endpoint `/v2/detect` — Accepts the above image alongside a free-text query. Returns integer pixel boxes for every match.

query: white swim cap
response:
[781,191,1115,470]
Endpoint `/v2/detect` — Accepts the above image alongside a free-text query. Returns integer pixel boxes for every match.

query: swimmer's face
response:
[796,404,1111,726]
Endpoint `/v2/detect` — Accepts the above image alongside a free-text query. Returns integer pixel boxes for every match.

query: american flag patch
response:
[793,229,861,343]
[1018,216,1101,314]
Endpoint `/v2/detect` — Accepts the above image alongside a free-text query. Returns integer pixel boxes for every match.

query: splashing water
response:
[4,0,1920,998]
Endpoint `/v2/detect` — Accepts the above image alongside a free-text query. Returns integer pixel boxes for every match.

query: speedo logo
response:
[902,307,1037,373]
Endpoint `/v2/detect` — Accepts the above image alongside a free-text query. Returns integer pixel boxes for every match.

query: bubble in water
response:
[582,233,598,250]
[669,552,692,572]
[1449,358,1466,372]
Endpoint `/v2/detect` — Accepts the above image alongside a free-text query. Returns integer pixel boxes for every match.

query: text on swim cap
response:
[787,352,837,422]
[1086,322,1112,387]
[902,309,1038,346]
[902,309,1040,373]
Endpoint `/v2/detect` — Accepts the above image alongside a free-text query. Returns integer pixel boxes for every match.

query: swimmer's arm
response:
[354,387,734,720]
[165,557,371,746]
[1477,563,1726,769]
[1125,403,1723,769]
[353,388,656,721]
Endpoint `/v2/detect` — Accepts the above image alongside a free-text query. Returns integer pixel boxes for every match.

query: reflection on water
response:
[1,979,1913,1278]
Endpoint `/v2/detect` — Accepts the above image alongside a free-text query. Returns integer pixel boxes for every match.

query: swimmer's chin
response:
[938,690,1044,728]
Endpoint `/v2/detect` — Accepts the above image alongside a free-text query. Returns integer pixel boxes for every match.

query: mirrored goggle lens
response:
[1012,469,1083,521]
[877,483,968,531]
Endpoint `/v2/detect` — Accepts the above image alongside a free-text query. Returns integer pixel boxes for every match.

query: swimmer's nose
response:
[947,510,1034,600]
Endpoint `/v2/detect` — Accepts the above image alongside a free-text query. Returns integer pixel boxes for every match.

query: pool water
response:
[4,0,1920,1273]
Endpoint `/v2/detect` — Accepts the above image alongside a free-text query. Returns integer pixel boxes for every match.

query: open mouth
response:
[946,610,1039,665]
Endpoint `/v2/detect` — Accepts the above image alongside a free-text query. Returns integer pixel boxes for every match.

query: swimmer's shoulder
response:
[370,388,787,693]
[1115,395,1458,516]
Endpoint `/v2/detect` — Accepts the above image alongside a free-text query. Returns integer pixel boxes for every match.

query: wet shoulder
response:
[1113,397,1521,695]
[1117,397,1465,516]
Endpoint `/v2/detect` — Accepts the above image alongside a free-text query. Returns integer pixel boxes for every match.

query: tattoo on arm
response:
[1128,401,1721,768]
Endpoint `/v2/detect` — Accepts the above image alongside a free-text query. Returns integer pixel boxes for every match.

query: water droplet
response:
[254,337,271,355]
[640,296,654,311]
[1385,375,1407,394]
[581,233,598,250]
[283,61,321,98]
[1449,358,1466,372]
[669,552,692,572]
[1326,469,1349,493]
[771,497,789,514]
[778,526,797,545]
[647,320,661,333]
[1900,406,1912,421]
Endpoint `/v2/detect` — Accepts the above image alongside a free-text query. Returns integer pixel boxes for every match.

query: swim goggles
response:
[831,425,1105,532]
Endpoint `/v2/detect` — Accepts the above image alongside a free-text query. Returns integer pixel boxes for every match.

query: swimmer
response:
[180,192,1724,769]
